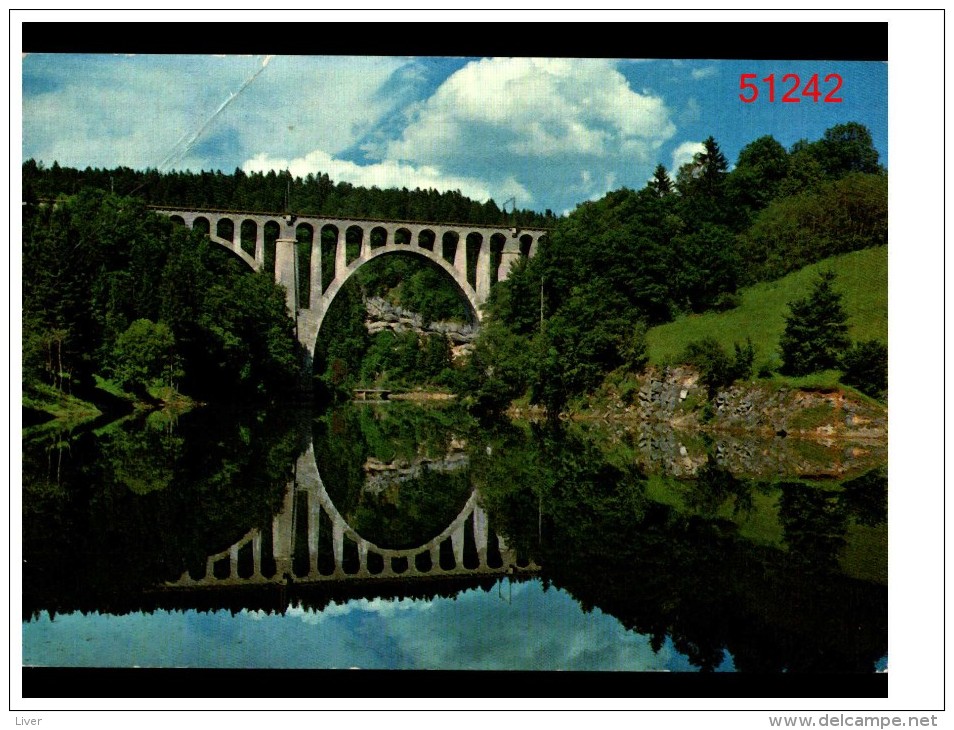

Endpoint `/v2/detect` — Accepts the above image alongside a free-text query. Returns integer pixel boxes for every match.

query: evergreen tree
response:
[648,164,673,197]
[779,271,851,375]
[676,136,730,225]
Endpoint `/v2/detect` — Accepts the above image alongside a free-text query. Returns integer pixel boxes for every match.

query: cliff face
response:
[364,297,477,359]
[364,297,477,343]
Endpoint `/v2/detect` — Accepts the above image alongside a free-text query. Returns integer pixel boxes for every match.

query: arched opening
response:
[193,217,210,235]
[341,536,360,575]
[520,233,534,257]
[316,508,336,576]
[169,215,185,226]
[311,250,479,390]
[463,516,480,570]
[465,232,483,291]
[395,227,412,246]
[292,490,311,578]
[345,225,363,265]
[418,228,436,251]
[320,224,339,291]
[391,556,409,574]
[263,220,281,276]
[370,226,388,251]
[486,532,504,569]
[216,217,235,243]
[240,219,257,258]
[296,223,314,310]
[441,230,459,266]
[366,551,385,575]
[439,538,456,570]
[237,541,254,579]
[489,233,507,286]
[415,550,433,573]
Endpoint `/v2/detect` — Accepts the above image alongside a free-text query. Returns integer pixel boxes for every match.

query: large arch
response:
[304,244,482,357]
[167,443,528,586]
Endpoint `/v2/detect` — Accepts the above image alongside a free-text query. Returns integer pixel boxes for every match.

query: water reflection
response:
[169,443,527,589]
[22,402,887,672]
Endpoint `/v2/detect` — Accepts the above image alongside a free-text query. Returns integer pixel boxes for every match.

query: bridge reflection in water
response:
[168,444,535,590]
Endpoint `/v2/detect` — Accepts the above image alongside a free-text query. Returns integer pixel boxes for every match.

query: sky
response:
[21,54,887,216]
[21,578,731,672]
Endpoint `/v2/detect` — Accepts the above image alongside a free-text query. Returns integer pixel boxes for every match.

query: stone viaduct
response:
[150,206,550,358]
[167,443,537,589]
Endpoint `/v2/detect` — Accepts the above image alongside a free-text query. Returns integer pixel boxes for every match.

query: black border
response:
[20,17,887,60]
[22,668,888,701]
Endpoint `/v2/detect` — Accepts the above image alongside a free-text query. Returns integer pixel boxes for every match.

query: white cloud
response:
[671,140,705,173]
[243,148,531,204]
[387,57,674,160]
[22,55,403,172]
[691,66,717,80]
[374,57,677,209]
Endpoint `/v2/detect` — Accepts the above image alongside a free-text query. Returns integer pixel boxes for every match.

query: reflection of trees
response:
[24,399,888,673]
[777,482,849,574]
[477,424,887,673]
[22,406,306,619]
[312,402,477,529]
[101,411,183,495]
[683,455,754,520]
[348,468,473,550]
[841,467,887,527]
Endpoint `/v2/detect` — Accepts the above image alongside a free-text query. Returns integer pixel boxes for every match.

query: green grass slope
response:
[647,246,887,371]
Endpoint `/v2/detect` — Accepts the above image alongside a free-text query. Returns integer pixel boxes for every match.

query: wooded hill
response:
[455,122,887,413]
[22,160,555,228]
[21,122,888,413]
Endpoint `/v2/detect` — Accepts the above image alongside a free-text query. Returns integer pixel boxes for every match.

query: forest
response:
[21,121,888,420]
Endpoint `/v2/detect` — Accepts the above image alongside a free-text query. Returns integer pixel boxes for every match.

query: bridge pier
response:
[498,250,521,282]
[253,227,264,267]
[275,238,298,316]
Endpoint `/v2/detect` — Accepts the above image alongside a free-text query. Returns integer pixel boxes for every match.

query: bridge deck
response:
[147,204,553,233]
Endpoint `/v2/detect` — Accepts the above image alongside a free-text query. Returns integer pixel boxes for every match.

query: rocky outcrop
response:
[629,366,887,442]
[365,297,478,346]
[363,439,470,493]
[511,365,888,479]
[628,425,886,479]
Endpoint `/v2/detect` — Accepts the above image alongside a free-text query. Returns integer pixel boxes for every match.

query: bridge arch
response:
[307,243,481,356]
[168,443,530,587]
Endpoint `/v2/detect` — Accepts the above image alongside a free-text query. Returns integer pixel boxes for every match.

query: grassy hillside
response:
[647,246,887,371]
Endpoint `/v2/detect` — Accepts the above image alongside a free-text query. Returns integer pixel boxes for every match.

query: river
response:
[21,401,887,684]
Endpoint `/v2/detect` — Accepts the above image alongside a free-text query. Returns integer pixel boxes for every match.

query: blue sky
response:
[22,54,887,215]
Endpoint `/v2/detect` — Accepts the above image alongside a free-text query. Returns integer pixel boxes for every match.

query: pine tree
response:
[779,270,851,375]
[648,164,673,197]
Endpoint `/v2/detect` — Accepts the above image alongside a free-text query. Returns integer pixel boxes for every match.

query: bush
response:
[111,318,179,394]
[681,338,732,398]
[842,339,887,399]
[620,321,650,372]
[681,337,757,398]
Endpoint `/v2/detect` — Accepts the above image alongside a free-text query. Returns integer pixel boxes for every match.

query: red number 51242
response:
[739,73,843,103]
